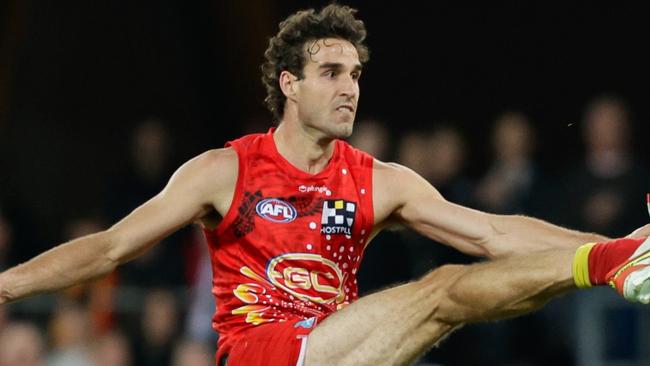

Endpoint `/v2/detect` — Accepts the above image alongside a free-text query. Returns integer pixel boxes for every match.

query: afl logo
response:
[255,198,297,223]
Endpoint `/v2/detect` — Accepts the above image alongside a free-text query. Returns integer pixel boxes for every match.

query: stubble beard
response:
[306,113,354,140]
[325,117,354,139]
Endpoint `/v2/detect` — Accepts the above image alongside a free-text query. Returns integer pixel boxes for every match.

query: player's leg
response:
[304,236,650,366]
[304,249,576,366]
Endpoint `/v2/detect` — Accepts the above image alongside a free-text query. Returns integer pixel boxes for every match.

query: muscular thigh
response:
[304,268,461,366]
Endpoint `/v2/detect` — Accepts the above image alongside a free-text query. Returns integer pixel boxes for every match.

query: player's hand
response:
[627,224,650,239]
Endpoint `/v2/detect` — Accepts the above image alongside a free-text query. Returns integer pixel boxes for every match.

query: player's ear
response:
[279,70,299,101]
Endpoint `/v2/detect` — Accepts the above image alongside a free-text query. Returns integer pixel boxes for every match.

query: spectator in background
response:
[474,112,575,366]
[424,126,473,207]
[91,330,132,366]
[394,127,480,365]
[549,95,650,366]
[172,339,214,366]
[0,322,45,366]
[559,95,649,237]
[348,118,391,160]
[353,121,411,296]
[62,217,116,336]
[378,126,477,284]
[395,127,473,206]
[185,227,217,345]
[46,302,93,366]
[475,111,538,214]
[395,131,429,177]
[133,289,180,366]
[107,118,189,287]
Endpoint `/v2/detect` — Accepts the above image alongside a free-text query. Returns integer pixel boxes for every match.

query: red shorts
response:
[217,317,323,366]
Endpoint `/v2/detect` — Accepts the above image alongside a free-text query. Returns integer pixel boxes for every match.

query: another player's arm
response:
[373,160,606,258]
[0,148,237,304]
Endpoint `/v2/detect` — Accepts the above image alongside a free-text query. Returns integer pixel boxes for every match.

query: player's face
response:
[295,38,362,139]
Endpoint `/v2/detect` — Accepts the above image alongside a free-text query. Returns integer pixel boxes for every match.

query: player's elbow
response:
[0,284,16,304]
[0,271,23,304]
[102,227,156,268]
[478,215,518,259]
[102,229,129,268]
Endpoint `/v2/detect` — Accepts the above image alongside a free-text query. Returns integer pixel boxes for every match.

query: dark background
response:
[1,1,649,365]
[2,1,649,239]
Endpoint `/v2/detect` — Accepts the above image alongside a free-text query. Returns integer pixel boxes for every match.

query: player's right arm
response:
[0,148,237,304]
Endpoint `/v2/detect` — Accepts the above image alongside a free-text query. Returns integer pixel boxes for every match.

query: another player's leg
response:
[304,237,650,366]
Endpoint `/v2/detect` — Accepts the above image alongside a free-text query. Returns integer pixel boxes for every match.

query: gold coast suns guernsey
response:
[204,128,374,349]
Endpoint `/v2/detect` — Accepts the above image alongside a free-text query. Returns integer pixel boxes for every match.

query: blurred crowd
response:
[0,94,648,366]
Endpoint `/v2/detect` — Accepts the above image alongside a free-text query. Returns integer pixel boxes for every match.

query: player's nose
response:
[338,75,358,99]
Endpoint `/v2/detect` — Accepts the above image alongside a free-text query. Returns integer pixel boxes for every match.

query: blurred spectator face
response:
[492,112,534,162]
[426,127,466,185]
[172,340,213,366]
[349,119,390,160]
[48,302,90,350]
[131,119,170,180]
[397,132,429,177]
[398,127,466,185]
[92,331,131,366]
[0,322,45,366]
[143,289,178,347]
[584,98,630,153]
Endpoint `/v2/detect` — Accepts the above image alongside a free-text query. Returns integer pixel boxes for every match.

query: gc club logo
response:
[266,253,345,304]
[255,198,297,223]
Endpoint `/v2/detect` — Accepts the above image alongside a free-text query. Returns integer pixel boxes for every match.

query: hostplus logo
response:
[320,200,356,235]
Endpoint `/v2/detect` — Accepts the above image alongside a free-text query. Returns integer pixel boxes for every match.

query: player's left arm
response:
[373,160,609,258]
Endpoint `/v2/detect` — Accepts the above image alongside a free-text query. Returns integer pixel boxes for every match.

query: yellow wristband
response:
[573,243,596,288]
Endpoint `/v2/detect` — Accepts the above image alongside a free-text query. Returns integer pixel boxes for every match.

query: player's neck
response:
[273,122,336,175]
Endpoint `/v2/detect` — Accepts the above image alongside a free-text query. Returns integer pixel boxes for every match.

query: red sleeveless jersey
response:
[203,128,374,350]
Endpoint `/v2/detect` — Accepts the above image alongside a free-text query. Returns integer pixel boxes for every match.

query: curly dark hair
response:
[261,4,370,123]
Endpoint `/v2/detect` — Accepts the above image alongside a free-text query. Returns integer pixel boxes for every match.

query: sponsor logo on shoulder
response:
[255,198,297,223]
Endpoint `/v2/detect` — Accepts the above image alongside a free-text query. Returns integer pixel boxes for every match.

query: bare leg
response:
[304,249,576,366]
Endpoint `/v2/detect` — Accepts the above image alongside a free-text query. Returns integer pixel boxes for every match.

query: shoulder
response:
[167,148,238,196]
[373,159,421,183]
[372,159,443,205]
[180,148,237,175]
[373,160,422,196]
[371,159,442,224]
[193,147,238,170]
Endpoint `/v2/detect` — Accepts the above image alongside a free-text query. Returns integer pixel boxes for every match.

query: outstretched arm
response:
[0,148,237,304]
[373,160,607,258]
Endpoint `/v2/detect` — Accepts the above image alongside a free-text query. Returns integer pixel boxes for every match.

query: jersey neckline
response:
[265,127,341,179]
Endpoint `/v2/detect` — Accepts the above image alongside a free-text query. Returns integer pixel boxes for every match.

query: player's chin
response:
[332,120,354,138]
[332,115,355,137]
